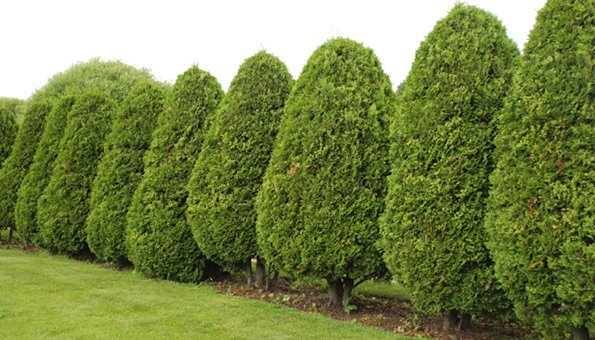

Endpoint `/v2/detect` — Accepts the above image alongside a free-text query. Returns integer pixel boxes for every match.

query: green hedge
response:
[0,101,53,232]
[186,51,293,273]
[37,92,116,255]
[86,82,167,264]
[15,97,76,245]
[256,38,394,307]
[485,0,594,337]
[0,97,25,125]
[126,66,223,283]
[380,4,519,325]
[0,107,17,166]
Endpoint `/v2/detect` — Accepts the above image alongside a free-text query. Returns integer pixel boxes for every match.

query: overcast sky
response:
[1,0,547,100]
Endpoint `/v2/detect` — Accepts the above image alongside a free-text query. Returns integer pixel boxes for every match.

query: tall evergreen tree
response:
[186,51,293,287]
[15,97,76,245]
[485,1,594,338]
[87,82,167,264]
[256,38,394,308]
[380,5,519,330]
[126,66,223,283]
[0,101,53,237]
[37,92,116,255]
[0,107,17,166]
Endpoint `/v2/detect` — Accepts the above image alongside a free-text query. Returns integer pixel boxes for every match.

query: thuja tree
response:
[379,5,519,330]
[0,107,17,166]
[186,51,293,287]
[126,66,223,283]
[37,92,116,255]
[485,1,594,339]
[86,82,167,264]
[0,101,53,237]
[256,38,394,308]
[15,96,76,245]
[0,97,25,125]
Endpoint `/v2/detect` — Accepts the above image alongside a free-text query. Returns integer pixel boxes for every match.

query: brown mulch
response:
[210,278,529,339]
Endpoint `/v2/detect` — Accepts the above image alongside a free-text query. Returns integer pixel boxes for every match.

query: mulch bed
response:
[210,278,529,339]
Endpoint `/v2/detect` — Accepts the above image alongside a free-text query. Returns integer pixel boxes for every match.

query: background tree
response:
[86,82,167,264]
[126,66,223,283]
[0,107,17,166]
[256,38,394,308]
[379,5,519,330]
[37,92,116,255]
[15,96,76,245]
[485,0,594,338]
[0,97,25,125]
[186,51,293,288]
[0,101,53,239]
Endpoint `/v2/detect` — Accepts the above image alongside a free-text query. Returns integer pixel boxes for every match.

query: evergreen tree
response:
[0,101,53,237]
[486,1,594,338]
[37,92,116,255]
[0,97,25,125]
[186,51,293,287]
[126,66,223,283]
[86,82,167,264]
[380,5,519,329]
[15,97,76,245]
[0,107,17,166]
[256,38,394,308]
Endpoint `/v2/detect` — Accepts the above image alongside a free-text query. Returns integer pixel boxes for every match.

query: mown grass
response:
[0,248,407,339]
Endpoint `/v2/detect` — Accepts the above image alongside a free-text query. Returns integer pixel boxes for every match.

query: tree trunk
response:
[246,259,253,287]
[8,228,13,242]
[570,325,589,340]
[328,279,344,308]
[443,310,459,331]
[255,257,266,289]
[457,313,471,331]
[342,277,354,308]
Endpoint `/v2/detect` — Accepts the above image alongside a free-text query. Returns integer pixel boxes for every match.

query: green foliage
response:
[37,92,116,255]
[126,66,223,283]
[485,0,594,336]
[86,82,167,264]
[15,97,76,245]
[0,101,53,231]
[256,38,394,284]
[186,51,293,271]
[380,4,519,317]
[0,97,25,125]
[0,107,17,166]
[31,59,153,105]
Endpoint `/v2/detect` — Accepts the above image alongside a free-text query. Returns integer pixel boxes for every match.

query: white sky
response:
[0,0,546,100]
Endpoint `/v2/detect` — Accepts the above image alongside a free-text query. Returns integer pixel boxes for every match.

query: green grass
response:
[357,280,411,302]
[0,249,406,339]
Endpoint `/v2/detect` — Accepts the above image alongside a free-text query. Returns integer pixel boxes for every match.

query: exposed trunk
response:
[443,310,459,331]
[457,313,471,331]
[245,258,253,287]
[254,257,266,289]
[342,277,355,308]
[8,228,13,242]
[328,279,344,308]
[570,325,589,340]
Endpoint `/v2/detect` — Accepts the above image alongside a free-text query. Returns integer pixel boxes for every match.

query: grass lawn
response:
[0,248,406,339]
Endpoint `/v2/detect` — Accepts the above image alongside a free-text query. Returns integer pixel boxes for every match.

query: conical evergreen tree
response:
[485,1,594,338]
[0,107,17,166]
[15,96,76,245]
[37,92,116,255]
[256,38,394,307]
[380,5,519,329]
[126,66,223,283]
[86,82,167,264]
[0,101,53,235]
[186,52,293,285]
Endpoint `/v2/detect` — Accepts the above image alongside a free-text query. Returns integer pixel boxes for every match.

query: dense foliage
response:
[126,66,223,283]
[380,5,519,325]
[256,38,394,306]
[186,51,293,273]
[86,82,167,264]
[0,97,25,125]
[0,101,53,233]
[15,97,76,245]
[0,107,17,166]
[37,92,116,255]
[485,0,594,337]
